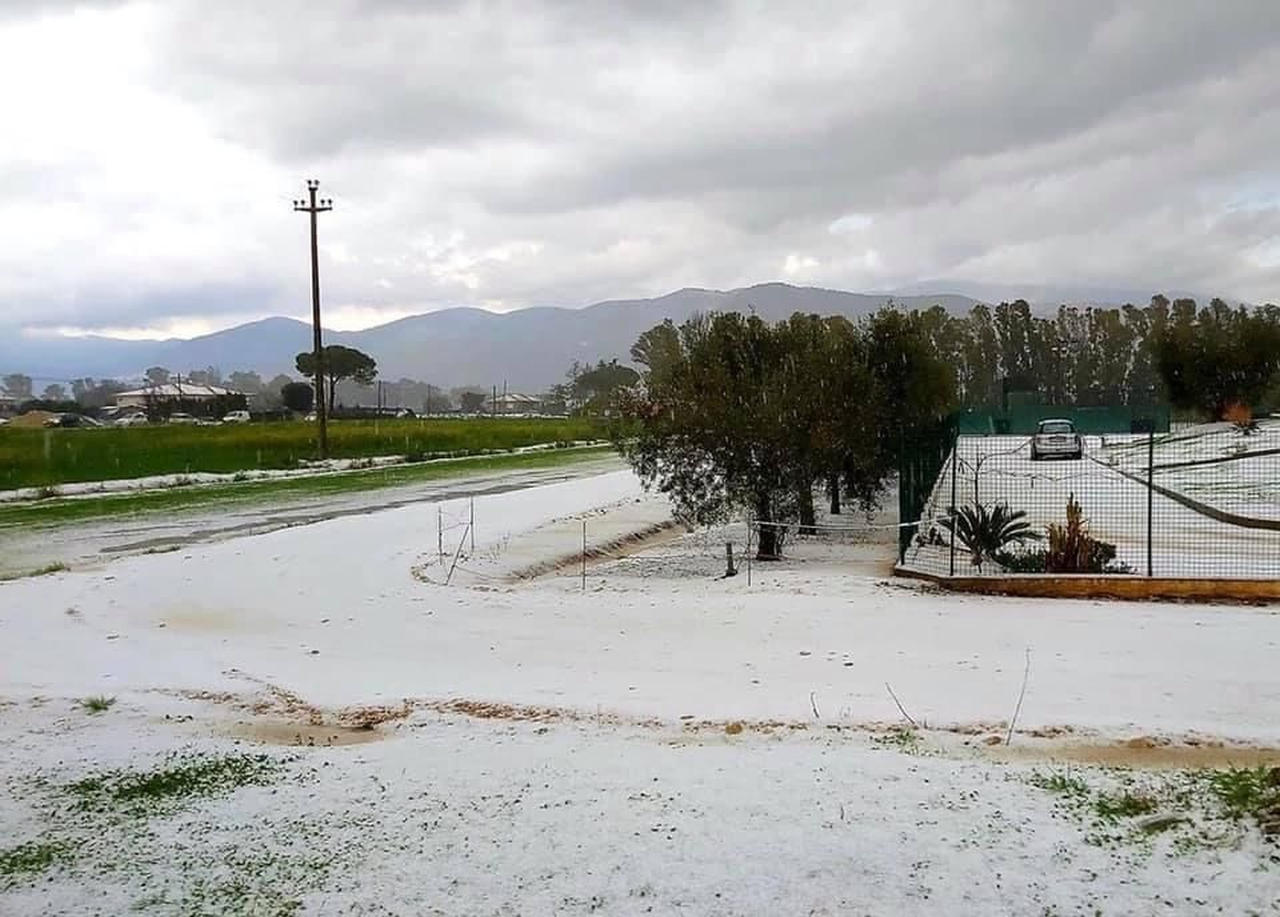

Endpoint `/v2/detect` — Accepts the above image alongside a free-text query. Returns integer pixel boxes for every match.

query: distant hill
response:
[0,283,980,390]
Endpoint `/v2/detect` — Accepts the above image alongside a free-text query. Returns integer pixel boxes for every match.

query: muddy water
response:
[988,740,1280,770]
[223,719,386,747]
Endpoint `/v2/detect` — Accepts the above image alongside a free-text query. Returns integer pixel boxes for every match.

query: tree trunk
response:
[798,484,816,534]
[756,523,780,560]
[754,494,780,560]
[328,376,337,414]
[828,471,841,515]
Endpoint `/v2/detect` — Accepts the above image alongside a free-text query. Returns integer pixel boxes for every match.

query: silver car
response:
[1030,418,1083,461]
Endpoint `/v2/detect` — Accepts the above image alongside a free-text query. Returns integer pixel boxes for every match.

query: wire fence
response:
[419,496,683,590]
[898,419,1280,579]
[416,495,904,590]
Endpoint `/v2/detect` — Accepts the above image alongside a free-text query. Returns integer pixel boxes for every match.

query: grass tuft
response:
[1029,769,1090,798]
[79,695,116,714]
[871,726,921,751]
[1208,767,1280,831]
[1094,790,1158,821]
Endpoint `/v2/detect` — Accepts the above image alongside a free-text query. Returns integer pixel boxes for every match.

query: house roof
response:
[115,383,241,399]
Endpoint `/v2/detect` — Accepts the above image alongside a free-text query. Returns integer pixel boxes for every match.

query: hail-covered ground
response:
[2,469,1279,914]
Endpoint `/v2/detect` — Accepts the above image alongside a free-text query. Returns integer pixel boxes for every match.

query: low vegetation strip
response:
[65,752,283,816]
[2,752,314,910]
[0,839,75,890]
[0,417,601,490]
[1028,763,1280,851]
[0,444,614,529]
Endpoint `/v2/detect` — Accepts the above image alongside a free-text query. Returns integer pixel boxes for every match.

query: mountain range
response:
[15,279,1231,392]
[1,283,987,391]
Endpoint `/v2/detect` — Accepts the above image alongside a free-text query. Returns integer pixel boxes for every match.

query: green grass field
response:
[0,444,616,530]
[0,417,602,490]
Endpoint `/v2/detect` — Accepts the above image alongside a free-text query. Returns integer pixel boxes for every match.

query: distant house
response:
[0,392,16,417]
[114,383,245,413]
[482,392,548,416]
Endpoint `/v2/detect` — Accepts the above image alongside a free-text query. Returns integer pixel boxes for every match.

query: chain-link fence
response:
[898,418,1280,579]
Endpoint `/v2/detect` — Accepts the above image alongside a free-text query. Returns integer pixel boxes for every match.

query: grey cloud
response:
[4,0,1280,335]
[477,5,1280,221]
[0,0,126,20]
[23,281,285,333]
[148,0,742,158]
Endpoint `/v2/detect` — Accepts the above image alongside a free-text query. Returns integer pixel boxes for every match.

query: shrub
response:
[1045,494,1132,574]
[941,502,1042,568]
[994,547,1049,573]
[1223,401,1258,435]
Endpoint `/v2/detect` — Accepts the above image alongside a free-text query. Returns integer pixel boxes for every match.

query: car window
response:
[1039,421,1073,434]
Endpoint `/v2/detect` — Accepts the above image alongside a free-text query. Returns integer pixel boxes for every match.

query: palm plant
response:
[941,502,1042,568]
[1045,494,1091,573]
[1044,493,1129,573]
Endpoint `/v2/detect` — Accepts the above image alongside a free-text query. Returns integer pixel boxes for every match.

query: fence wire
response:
[898,419,1280,579]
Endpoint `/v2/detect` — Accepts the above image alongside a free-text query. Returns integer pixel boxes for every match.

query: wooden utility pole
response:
[293,180,333,457]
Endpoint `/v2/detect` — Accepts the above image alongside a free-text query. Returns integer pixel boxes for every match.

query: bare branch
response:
[884,682,918,729]
[1005,648,1032,746]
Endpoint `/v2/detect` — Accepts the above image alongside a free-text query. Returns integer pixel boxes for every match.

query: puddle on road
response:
[224,719,385,747]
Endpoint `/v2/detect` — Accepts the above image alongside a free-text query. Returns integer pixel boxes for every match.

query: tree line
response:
[908,295,1280,415]
[2,346,483,417]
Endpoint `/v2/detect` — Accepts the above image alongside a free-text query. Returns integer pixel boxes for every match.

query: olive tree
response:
[615,309,955,560]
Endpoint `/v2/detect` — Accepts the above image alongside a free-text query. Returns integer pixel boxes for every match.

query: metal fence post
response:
[948,434,959,577]
[1152,427,1162,576]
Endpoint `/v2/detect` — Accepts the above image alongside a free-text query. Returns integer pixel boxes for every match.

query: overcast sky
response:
[2,1,1278,339]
